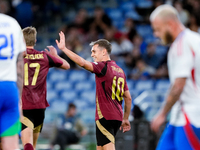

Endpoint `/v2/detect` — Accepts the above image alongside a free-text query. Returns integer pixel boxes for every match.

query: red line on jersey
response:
[191,68,197,89]
[183,109,200,149]
[190,47,197,90]
[191,47,195,57]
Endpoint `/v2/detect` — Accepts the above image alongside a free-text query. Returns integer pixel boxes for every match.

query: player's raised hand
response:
[56,31,66,50]
[45,45,58,56]
[120,119,131,133]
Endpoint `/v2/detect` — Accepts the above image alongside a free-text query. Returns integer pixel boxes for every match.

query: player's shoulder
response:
[0,14,21,33]
[109,60,121,68]
[0,13,19,25]
[27,48,41,54]
[92,61,106,66]
[109,60,125,73]
[184,29,200,42]
[26,49,48,61]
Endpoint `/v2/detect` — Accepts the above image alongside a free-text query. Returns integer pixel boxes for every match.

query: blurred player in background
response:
[55,32,132,150]
[50,103,87,150]
[0,13,26,150]
[21,27,70,150]
[150,4,200,150]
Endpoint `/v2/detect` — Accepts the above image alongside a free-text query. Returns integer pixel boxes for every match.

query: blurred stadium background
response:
[1,0,199,149]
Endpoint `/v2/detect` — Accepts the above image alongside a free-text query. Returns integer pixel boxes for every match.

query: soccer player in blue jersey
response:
[0,13,26,150]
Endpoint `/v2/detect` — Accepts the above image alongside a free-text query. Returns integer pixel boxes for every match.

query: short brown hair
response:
[22,26,37,46]
[89,39,112,54]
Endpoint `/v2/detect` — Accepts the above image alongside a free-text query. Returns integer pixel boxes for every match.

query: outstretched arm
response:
[120,90,132,133]
[56,31,93,72]
[45,46,70,70]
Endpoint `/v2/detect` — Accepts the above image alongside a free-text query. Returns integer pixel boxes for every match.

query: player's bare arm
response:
[56,31,93,72]
[120,90,132,133]
[160,78,186,116]
[45,45,70,70]
[151,78,186,133]
[17,52,24,97]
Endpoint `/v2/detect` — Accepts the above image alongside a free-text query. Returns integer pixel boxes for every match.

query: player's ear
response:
[103,48,107,56]
[35,39,37,46]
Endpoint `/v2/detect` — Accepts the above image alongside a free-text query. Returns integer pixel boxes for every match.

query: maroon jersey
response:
[92,60,129,121]
[22,48,63,110]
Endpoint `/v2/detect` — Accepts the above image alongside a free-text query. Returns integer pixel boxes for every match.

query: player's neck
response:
[102,56,111,62]
[26,46,34,49]
[173,23,185,41]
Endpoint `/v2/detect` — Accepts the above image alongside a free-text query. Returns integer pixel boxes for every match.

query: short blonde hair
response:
[150,4,179,22]
[22,26,37,46]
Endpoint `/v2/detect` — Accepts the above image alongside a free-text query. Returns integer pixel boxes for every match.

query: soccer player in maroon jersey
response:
[55,31,132,150]
[20,27,70,150]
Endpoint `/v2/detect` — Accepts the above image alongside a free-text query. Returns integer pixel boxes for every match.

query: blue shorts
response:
[0,81,21,137]
[157,123,200,150]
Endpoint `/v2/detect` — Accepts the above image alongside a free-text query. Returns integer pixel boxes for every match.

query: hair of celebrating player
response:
[150,4,180,22]
[89,39,112,54]
[22,26,37,46]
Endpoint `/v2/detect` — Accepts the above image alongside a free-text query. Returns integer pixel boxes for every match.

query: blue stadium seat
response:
[136,25,153,37]
[80,108,96,124]
[80,90,96,105]
[129,89,140,99]
[119,1,135,12]
[135,80,154,91]
[143,34,157,44]
[47,89,58,101]
[155,80,170,91]
[156,45,168,56]
[47,81,52,90]
[49,69,67,82]
[55,81,73,91]
[126,79,135,90]
[60,90,78,102]
[73,99,89,111]
[89,74,95,82]
[136,0,153,8]
[68,70,87,82]
[49,100,68,113]
[75,81,93,92]
[124,10,142,21]
[112,18,125,30]
[106,8,123,20]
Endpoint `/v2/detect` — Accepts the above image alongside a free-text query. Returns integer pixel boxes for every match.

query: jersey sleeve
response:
[45,52,63,67]
[91,62,107,76]
[172,37,193,78]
